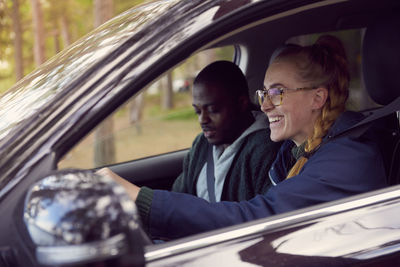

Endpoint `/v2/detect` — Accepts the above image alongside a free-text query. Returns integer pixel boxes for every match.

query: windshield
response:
[0,0,179,142]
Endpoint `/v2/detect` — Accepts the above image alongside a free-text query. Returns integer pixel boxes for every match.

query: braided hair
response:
[272,35,350,178]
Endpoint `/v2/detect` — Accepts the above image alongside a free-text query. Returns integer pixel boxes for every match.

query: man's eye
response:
[208,107,219,114]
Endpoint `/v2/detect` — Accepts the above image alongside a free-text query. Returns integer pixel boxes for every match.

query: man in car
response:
[170,60,282,202]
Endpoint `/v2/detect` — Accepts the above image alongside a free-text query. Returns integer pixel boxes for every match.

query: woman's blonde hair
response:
[272,35,350,178]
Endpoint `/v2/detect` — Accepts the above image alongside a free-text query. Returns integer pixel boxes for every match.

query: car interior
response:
[4,2,400,267]
[13,1,400,266]
[95,0,400,196]
[45,5,400,261]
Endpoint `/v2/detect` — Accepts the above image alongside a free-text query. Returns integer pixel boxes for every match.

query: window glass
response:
[58,46,234,169]
[286,29,378,111]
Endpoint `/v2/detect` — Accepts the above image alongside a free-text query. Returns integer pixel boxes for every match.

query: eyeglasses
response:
[256,86,317,107]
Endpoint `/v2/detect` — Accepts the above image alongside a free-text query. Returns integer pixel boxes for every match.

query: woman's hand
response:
[96,167,141,201]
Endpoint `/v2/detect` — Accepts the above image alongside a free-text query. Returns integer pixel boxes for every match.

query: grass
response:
[162,107,198,121]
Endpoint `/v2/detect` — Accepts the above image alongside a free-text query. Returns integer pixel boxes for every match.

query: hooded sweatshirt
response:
[172,111,280,202]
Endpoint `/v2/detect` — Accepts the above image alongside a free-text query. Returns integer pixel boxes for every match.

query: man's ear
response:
[311,87,328,110]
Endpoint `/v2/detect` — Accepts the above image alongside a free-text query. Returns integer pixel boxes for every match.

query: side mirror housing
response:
[23,169,148,266]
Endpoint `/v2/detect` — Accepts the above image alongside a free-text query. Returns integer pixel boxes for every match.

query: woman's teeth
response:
[269,116,282,123]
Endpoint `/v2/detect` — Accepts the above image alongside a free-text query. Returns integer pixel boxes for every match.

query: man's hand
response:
[96,168,141,201]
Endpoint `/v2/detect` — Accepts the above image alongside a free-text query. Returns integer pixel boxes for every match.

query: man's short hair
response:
[193,60,249,99]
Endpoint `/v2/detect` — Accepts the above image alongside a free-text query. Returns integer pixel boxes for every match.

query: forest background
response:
[0,0,148,91]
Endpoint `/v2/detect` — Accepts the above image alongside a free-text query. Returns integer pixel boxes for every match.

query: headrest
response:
[269,43,300,65]
[362,15,400,105]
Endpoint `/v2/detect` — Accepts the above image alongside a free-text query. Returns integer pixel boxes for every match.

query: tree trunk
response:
[162,70,174,109]
[129,92,145,134]
[11,0,24,81]
[93,0,115,166]
[60,15,71,46]
[94,118,115,166]
[94,0,113,26]
[53,32,60,54]
[49,2,60,54]
[30,0,46,66]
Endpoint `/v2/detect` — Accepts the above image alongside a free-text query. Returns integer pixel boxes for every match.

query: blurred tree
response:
[0,0,13,84]
[50,0,72,47]
[30,0,45,66]
[93,0,116,167]
[129,92,145,134]
[11,0,23,80]
[94,0,113,27]
[162,70,174,110]
[60,11,71,47]
[47,1,60,54]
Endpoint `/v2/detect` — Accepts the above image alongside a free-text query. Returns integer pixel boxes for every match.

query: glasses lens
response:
[257,88,283,106]
[256,90,265,105]
[268,88,281,96]
[268,88,282,106]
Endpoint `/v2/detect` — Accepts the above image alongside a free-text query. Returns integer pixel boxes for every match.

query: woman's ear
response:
[311,87,328,110]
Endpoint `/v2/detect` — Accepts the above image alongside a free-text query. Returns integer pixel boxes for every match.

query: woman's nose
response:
[260,97,274,113]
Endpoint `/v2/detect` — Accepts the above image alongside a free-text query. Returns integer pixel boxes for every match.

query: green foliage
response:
[115,0,147,14]
[216,46,235,61]
[141,90,197,121]
[162,107,197,121]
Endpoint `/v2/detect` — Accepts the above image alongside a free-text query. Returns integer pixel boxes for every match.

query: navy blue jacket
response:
[142,111,388,239]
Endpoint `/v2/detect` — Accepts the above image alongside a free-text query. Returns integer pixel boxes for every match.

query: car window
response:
[58,46,234,169]
[286,29,379,111]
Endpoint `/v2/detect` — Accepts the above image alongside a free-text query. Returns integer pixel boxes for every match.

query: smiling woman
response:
[263,35,350,177]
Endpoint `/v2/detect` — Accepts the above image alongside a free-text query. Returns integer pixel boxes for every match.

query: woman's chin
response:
[270,133,284,143]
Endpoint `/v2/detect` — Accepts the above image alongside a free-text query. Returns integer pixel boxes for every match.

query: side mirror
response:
[23,169,149,266]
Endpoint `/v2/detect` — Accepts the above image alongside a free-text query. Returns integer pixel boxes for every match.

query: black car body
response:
[1,0,400,266]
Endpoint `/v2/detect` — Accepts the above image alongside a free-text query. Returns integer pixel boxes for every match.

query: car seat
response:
[362,15,400,185]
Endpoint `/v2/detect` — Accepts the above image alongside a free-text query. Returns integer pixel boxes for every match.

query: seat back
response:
[362,15,400,185]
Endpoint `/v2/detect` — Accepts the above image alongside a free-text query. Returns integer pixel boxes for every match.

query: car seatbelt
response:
[305,96,400,160]
[333,96,400,140]
[207,144,217,203]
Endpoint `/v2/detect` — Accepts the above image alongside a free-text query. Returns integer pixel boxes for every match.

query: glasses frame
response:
[256,86,317,107]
